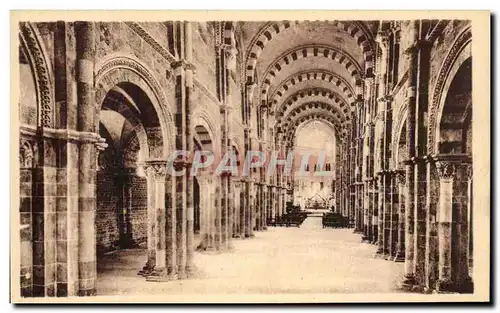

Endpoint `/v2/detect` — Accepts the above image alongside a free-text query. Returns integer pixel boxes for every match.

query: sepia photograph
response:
[10,10,490,303]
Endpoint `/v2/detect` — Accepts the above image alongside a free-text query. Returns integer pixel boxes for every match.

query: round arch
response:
[274,88,352,120]
[269,69,358,109]
[428,26,472,155]
[19,22,55,128]
[276,102,349,134]
[192,109,220,155]
[94,54,176,157]
[258,44,363,106]
[245,21,375,82]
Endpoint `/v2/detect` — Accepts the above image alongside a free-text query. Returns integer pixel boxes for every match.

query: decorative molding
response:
[428,26,472,155]
[125,22,177,64]
[435,161,458,180]
[19,22,55,128]
[94,55,176,154]
[143,160,168,178]
[20,123,103,144]
[19,138,35,168]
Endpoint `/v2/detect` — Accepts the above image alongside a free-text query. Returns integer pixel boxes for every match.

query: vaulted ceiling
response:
[238,20,379,147]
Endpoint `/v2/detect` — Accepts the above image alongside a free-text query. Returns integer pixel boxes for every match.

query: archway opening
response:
[193,124,215,250]
[438,57,472,155]
[292,120,336,212]
[95,81,164,281]
[437,56,473,292]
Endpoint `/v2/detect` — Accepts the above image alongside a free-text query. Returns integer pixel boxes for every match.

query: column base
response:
[137,261,155,277]
[186,265,201,279]
[457,277,474,294]
[78,288,97,297]
[177,266,187,280]
[423,286,435,294]
[436,279,455,293]
[401,274,416,291]
[374,247,384,257]
[411,284,425,293]
[196,245,219,254]
[244,233,255,239]
[146,267,178,282]
[232,234,242,239]
[393,252,405,262]
[384,253,394,261]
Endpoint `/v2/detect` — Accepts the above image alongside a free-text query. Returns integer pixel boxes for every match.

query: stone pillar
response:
[165,174,178,279]
[184,22,196,275]
[394,170,406,262]
[435,159,455,292]
[424,157,439,291]
[435,156,473,293]
[376,172,385,255]
[413,158,427,288]
[214,176,222,248]
[143,161,170,282]
[366,180,373,242]
[219,104,230,248]
[138,164,158,276]
[240,178,247,237]
[362,181,370,241]
[401,21,419,288]
[371,177,379,244]
[75,21,96,297]
[172,57,187,279]
[262,184,268,230]
[383,172,392,256]
[388,171,398,258]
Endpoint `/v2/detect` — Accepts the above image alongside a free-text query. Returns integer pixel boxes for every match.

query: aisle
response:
[97,217,405,295]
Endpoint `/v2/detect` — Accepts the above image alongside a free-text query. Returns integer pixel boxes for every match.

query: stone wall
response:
[96,171,120,254]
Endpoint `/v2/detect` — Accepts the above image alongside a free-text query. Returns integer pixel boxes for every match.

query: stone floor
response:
[97,216,405,295]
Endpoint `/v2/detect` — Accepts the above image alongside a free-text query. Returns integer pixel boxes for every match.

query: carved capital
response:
[143,160,168,179]
[435,161,459,180]
[395,170,406,185]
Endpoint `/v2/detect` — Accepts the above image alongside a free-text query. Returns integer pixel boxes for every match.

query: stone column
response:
[424,157,439,291]
[75,21,97,297]
[240,178,247,237]
[172,57,187,279]
[389,171,398,258]
[144,161,170,282]
[371,177,379,244]
[435,156,473,293]
[394,170,406,262]
[413,158,427,289]
[184,22,196,275]
[376,172,385,255]
[401,21,419,288]
[138,164,158,276]
[214,176,222,248]
[165,174,178,279]
[362,180,370,241]
[383,171,392,257]
[435,159,456,292]
[366,180,373,242]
